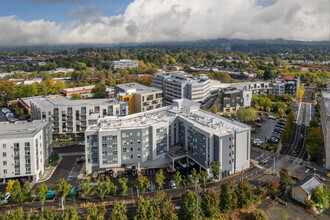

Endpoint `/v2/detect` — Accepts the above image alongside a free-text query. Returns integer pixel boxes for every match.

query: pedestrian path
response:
[37,155,62,183]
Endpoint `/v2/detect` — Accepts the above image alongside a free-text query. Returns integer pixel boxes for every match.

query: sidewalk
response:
[37,155,62,183]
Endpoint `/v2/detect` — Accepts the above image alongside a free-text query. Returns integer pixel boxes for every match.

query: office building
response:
[320,91,330,170]
[30,96,128,135]
[110,59,138,69]
[0,120,52,183]
[115,83,163,114]
[152,71,211,104]
[85,99,251,178]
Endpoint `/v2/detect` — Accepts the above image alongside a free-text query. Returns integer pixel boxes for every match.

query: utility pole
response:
[195,181,199,220]
[273,156,275,176]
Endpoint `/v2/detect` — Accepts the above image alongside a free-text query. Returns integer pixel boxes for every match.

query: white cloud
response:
[0,0,328,47]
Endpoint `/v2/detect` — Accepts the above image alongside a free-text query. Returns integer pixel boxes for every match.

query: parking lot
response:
[0,107,17,122]
[252,116,285,145]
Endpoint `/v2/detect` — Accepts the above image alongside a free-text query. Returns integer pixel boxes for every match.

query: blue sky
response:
[0,0,133,22]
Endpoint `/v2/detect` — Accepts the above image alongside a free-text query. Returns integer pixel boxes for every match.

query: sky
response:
[0,0,328,47]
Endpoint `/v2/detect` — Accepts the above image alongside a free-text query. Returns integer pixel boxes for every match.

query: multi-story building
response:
[273,75,300,96]
[152,72,211,104]
[85,99,251,178]
[320,91,330,170]
[0,120,52,184]
[110,59,138,69]
[115,83,163,114]
[30,97,128,135]
[222,89,252,113]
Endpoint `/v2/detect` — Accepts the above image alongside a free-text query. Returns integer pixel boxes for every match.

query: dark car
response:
[105,170,114,177]
[131,166,137,176]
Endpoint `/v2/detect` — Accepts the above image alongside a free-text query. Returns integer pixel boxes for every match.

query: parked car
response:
[268,115,276,120]
[314,173,326,182]
[256,123,262,127]
[78,142,85,146]
[69,188,75,198]
[1,192,10,205]
[36,190,55,201]
[105,170,114,177]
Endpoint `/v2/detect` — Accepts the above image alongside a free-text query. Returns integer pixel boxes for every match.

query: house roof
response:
[296,176,322,195]
[280,75,295,81]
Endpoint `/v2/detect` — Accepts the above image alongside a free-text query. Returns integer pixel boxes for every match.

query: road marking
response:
[255,155,265,160]
[296,102,302,124]
[305,169,310,173]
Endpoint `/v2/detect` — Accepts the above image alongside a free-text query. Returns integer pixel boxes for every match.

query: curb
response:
[37,155,62,183]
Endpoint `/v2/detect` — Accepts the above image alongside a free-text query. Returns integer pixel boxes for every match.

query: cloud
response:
[0,0,328,47]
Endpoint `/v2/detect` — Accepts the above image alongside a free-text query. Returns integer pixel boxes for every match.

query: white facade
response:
[110,59,138,69]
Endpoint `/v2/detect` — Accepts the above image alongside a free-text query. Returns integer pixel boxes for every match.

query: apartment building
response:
[0,120,52,184]
[84,99,251,178]
[115,83,163,114]
[110,59,138,69]
[152,71,211,104]
[30,96,128,135]
[222,89,252,113]
[320,91,330,170]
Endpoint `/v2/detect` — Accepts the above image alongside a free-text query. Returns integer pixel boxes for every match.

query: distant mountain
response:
[0,38,329,51]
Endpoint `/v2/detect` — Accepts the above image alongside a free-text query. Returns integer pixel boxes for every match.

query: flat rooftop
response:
[62,85,113,93]
[116,83,161,95]
[88,99,250,136]
[154,71,209,84]
[322,91,330,116]
[31,96,125,109]
[0,120,50,139]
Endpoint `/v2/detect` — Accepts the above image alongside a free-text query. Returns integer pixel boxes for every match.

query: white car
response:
[1,192,10,205]
[170,180,177,189]
[78,142,85,146]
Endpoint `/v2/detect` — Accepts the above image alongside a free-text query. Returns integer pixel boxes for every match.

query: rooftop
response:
[154,71,210,84]
[88,99,250,135]
[280,75,295,81]
[0,120,50,139]
[112,59,138,63]
[322,90,330,116]
[31,96,125,109]
[62,85,114,94]
[116,82,161,95]
[296,175,322,195]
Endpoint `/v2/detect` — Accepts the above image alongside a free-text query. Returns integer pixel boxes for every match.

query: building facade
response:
[30,96,128,135]
[85,99,251,178]
[110,60,138,69]
[152,72,211,104]
[0,120,52,184]
[320,91,330,170]
[115,83,163,114]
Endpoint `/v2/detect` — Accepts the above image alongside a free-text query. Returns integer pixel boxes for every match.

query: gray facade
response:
[30,96,128,135]
[85,99,251,178]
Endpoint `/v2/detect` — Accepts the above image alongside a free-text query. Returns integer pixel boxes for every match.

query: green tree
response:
[173,171,182,190]
[311,185,330,211]
[309,120,319,128]
[78,179,91,196]
[180,190,201,220]
[95,178,111,200]
[134,196,154,220]
[278,108,284,118]
[256,186,266,197]
[45,62,57,70]
[134,175,150,195]
[41,208,57,220]
[86,205,106,220]
[155,169,166,190]
[118,177,128,196]
[250,209,268,220]
[211,104,218,114]
[62,207,80,220]
[306,128,324,161]
[71,94,82,100]
[10,180,26,205]
[305,200,315,210]
[188,168,199,185]
[201,189,220,218]
[152,191,178,220]
[237,108,258,122]
[91,83,108,98]
[219,181,236,213]
[54,178,72,210]
[235,181,254,209]
[110,201,128,220]
[198,171,208,187]
[267,179,279,196]
[34,183,49,209]
[279,168,291,189]
[22,181,31,199]
[211,161,220,178]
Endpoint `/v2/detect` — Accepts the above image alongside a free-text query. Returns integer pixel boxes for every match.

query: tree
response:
[62,207,79,220]
[235,181,254,209]
[118,177,128,196]
[94,178,113,200]
[198,171,208,187]
[279,168,291,189]
[79,179,91,196]
[201,189,220,218]
[155,169,166,190]
[311,185,330,211]
[134,196,154,220]
[267,179,279,196]
[309,120,319,128]
[219,182,236,213]
[250,209,268,220]
[91,83,108,98]
[180,190,201,220]
[296,87,304,101]
[41,208,57,220]
[22,181,30,199]
[134,175,150,195]
[110,201,128,220]
[71,94,82,100]
[306,128,324,161]
[211,104,218,114]
[188,168,199,185]
[54,178,72,210]
[34,183,49,209]
[256,186,266,197]
[278,108,284,118]
[10,180,26,205]
[305,200,315,210]
[45,62,57,70]
[173,171,182,190]
[86,205,106,220]
[237,108,258,122]
[211,161,220,178]
[6,179,15,192]
[152,191,178,220]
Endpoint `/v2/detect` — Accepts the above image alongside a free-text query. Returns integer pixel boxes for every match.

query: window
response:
[137,139,141,144]
[3,144,6,149]
[3,169,7,174]
[130,148,133,152]
[131,155,133,159]
[123,155,127,160]
[113,158,118,162]
[102,136,107,140]
[130,140,133,144]
[14,143,19,148]
[102,143,107,148]
[25,159,30,164]
[26,167,31,172]
[25,142,30,147]
[137,132,141,137]
[123,148,127,152]
[3,152,6,157]
[130,132,133,137]
[137,154,141,159]
[229,137,232,141]
[122,133,127,138]
[3,161,7,165]
[113,150,117,155]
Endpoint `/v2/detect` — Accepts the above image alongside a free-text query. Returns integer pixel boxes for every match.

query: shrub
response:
[250,209,268,220]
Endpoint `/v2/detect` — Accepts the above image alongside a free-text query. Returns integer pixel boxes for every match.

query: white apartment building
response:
[110,59,138,69]
[320,91,330,170]
[85,99,251,178]
[152,72,211,104]
[0,120,52,184]
[30,96,128,135]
